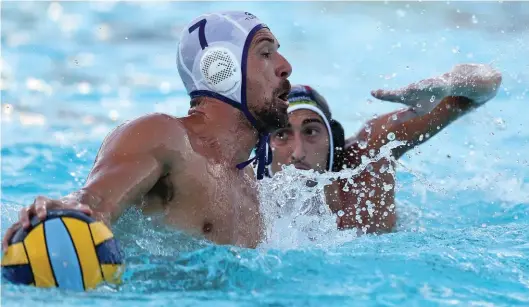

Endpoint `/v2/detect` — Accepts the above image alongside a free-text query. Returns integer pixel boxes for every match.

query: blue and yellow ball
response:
[1,209,124,291]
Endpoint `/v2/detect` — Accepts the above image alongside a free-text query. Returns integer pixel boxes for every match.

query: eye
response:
[275,131,286,139]
[261,52,271,59]
[272,129,290,142]
[303,127,320,137]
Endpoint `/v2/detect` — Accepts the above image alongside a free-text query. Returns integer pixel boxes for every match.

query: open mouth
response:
[276,90,290,106]
[276,81,292,107]
[278,92,289,102]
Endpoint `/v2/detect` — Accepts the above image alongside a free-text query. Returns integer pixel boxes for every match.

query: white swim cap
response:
[177,11,272,179]
[178,11,267,113]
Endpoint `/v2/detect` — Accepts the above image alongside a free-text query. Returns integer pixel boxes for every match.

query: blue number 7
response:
[188,19,208,50]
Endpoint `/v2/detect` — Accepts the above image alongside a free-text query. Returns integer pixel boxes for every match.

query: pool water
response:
[2,2,529,306]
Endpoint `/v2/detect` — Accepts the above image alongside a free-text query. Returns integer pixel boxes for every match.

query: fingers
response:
[2,222,21,253]
[34,196,50,221]
[371,89,405,103]
[19,207,32,229]
[371,90,400,101]
[18,196,54,229]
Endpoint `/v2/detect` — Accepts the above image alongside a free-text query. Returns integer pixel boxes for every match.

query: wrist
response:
[62,188,103,208]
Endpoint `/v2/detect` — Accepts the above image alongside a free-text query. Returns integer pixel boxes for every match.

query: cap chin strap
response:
[190,24,272,180]
[189,89,272,180]
[236,23,272,180]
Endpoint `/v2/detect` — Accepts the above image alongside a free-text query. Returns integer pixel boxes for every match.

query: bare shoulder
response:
[341,135,364,169]
[344,135,360,150]
[96,113,189,161]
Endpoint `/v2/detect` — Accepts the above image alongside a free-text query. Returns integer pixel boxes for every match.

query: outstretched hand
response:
[371,64,503,115]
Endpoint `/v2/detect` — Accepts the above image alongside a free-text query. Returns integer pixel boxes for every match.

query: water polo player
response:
[3,10,292,251]
[269,64,502,234]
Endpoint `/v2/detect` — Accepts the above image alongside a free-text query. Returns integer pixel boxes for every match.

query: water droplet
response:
[416,103,422,108]
[430,95,436,102]
[387,132,396,141]
[392,114,398,120]
[337,210,345,217]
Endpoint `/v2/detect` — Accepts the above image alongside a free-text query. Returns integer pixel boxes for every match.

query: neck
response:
[186,98,259,167]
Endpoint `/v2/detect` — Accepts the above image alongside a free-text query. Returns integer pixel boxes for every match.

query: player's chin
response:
[259,112,288,133]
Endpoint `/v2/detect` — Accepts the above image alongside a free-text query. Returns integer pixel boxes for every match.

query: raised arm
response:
[359,63,502,159]
[347,96,476,160]
[329,64,502,234]
[2,113,183,252]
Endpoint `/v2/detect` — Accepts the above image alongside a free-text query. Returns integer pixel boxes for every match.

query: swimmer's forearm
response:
[61,156,163,225]
[345,96,475,162]
[388,96,474,159]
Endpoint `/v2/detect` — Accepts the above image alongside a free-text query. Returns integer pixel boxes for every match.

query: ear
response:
[330,119,346,172]
[330,119,345,149]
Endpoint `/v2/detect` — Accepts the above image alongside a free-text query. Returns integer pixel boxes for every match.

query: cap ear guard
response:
[330,119,346,172]
[199,45,241,96]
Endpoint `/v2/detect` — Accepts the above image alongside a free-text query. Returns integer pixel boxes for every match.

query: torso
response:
[141,120,263,248]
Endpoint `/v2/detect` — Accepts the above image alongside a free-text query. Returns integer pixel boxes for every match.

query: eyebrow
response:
[301,118,324,126]
[275,118,324,131]
[254,37,279,48]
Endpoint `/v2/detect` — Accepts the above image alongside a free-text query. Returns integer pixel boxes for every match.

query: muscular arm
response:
[61,113,183,225]
[329,62,503,233]
[330,96,483,234]
[347,96,475,160]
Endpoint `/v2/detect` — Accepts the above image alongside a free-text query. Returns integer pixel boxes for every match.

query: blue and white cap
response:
[177,11,272,179]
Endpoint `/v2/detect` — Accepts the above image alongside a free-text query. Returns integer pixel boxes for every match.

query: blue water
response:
[2,2,529,306]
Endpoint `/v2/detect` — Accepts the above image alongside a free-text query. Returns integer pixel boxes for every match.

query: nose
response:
[276,53,292,79]
[290,135,306,163]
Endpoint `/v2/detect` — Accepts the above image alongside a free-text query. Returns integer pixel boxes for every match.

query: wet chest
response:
[165,158,261,244]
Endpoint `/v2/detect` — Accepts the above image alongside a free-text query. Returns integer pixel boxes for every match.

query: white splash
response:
[258,139,406,250]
